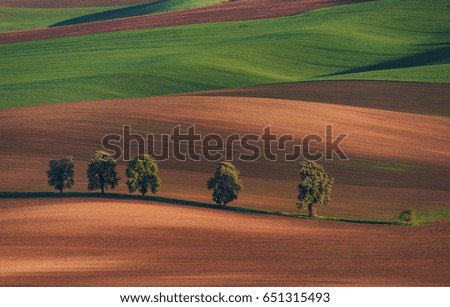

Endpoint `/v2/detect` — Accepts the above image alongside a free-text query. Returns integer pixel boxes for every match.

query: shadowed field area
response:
[0,95,449,221]
[0,5,126,33]
[0,0,152,8]
[0,198,448,286]
[0,0,229,33]
[0,0,360,43]
[50,0,233,27]
[192,81,450,117]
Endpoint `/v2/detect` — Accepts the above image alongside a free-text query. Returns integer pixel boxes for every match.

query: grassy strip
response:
[0,191,401,226]
[416,206,450,225]
[1,0,449,108]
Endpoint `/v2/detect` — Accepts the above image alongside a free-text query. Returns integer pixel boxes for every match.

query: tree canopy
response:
[87,151,120,194]
[47,156,75,193]
[399,209,416,225]
[126,154,161,196]
[297,161,334,218]
[207,162,243,206]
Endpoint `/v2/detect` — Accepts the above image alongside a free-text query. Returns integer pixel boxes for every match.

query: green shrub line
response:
[0,191,405,226]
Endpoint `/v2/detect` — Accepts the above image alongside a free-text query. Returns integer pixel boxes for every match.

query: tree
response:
[207,162,243,206]
[399,209,416,225]
[297,161,334,218]
[47,156,75,193]
[126,154,161,196]
[87,151,120,194]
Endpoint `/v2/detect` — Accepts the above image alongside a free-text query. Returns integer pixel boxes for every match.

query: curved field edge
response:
[190,81,450,117]
[0,198,449,286]
[1,0,449,108]
[0,5,128,33]
[0,0,363,43]
[0,0,230,33]
[1,96,449,221]
[2,192,448,226]
[50,0,232,28]
[0,1,152,8]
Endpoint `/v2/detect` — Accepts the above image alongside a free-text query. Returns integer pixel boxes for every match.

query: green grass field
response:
[417,206,450,225]
[0,5,125,32]
[0,0,449,108]
[0,0,227,32]
[51,0,230,27]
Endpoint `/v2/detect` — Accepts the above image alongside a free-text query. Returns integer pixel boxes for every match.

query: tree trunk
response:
[308,204,317,218]
[60,188,63,194]
[101,185,104,194]
[142,191,146,197]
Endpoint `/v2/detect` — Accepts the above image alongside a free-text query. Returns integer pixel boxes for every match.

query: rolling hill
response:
[1,95,449,222]
[192,81,450,117]
[51,0,232,27]
[0,197,448,286]
[0,0,358,43]
[0,0,449,109]
[0,0,229,33]
[0,0,449,287]
[0,5,126,32]
[0,0,151,8]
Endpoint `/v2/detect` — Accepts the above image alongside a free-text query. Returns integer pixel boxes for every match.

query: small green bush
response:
[399,209,416,225]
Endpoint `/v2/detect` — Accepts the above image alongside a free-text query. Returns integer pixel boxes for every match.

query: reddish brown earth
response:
[191,81,450,117]
[0,198,449,286]
[0,95,449,220]
[0,0,151,8]
[0,0,365,44]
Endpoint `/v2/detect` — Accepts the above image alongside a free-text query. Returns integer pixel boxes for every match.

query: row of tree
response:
[48,152,160,196]
[47,151,334,218]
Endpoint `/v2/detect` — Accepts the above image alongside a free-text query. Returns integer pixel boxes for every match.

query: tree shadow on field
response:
[0,191,399,226]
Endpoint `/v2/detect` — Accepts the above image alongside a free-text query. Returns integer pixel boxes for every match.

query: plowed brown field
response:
[191,81,450,117]
[1,94,449,220]
[0,198,448,286]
